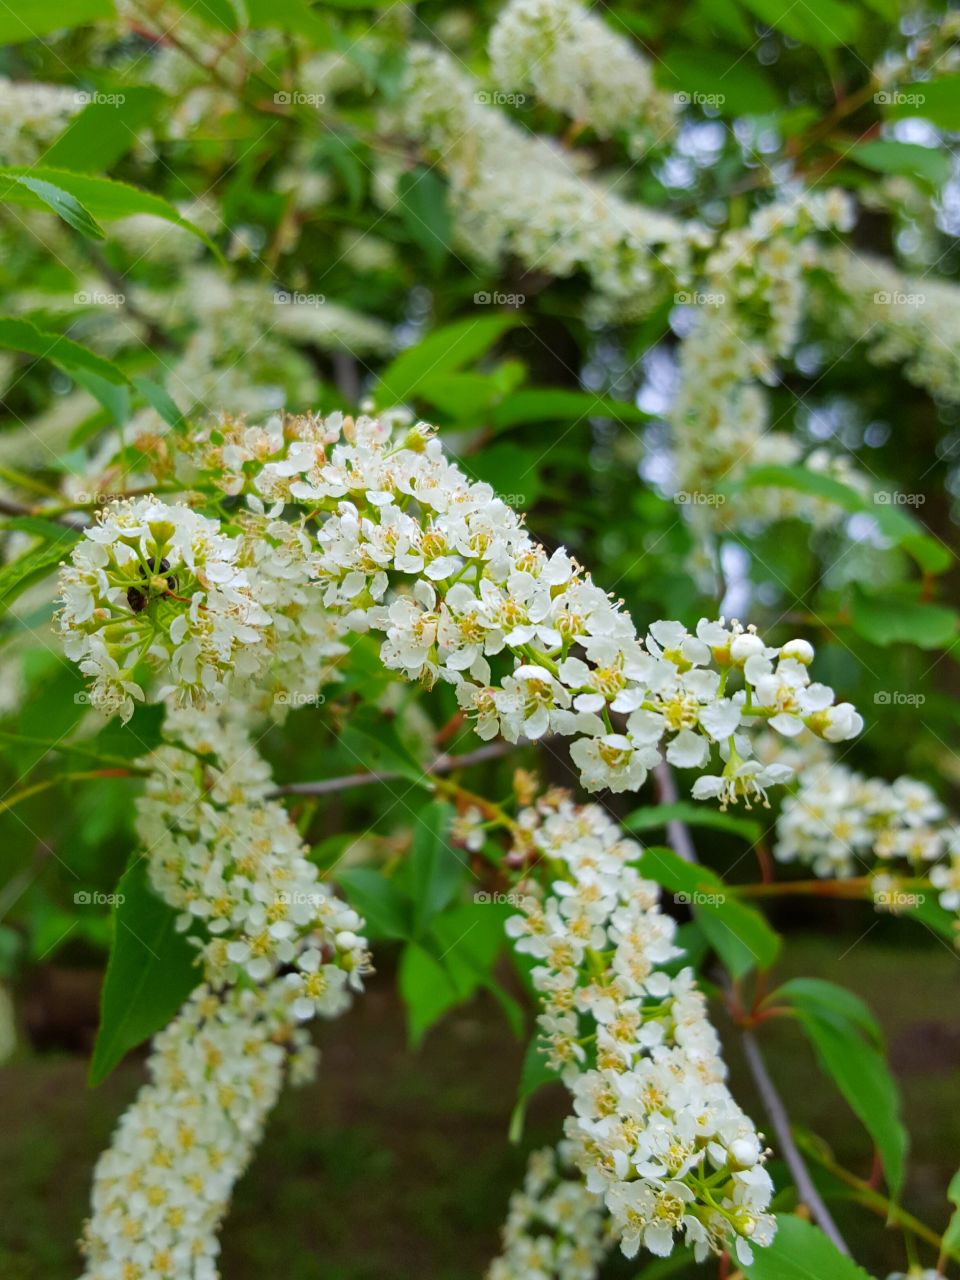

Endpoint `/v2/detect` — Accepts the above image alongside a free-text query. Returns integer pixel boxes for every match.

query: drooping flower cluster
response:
[79,976,317,1280]
[0,76,82,164]
[387,45,705,312]
[57,498,271,722]
[486,1144,613,1280]
[668,191,870,530]
[775,757,960,918]
[488,0,676,151]
[137,705,369,997]
[167,410,861,804]
[505,793,775,1266]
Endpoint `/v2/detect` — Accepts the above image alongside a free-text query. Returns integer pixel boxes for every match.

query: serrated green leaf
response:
[850,588,957,650]
[0,315,129,385]
[490,388,650,432]
[624,801,761,842]
[43,87,163,173]
[396,168,452,272]
[5,176,105,240]
[844,140,950,190]
[133,376,186,431]
[886,75,960,130]
[89,860,199,1085]
[770,978,883,1048]
[0,531,81,616]
[408,800,463,934]
[0,0,114,43]
[338,705,430,786]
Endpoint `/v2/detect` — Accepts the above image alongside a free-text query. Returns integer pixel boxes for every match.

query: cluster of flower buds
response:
[505,793,775,1265]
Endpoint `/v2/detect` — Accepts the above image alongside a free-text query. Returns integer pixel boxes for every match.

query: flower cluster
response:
[388,45,704,311]
[137,705,369,998]
[668,191,869,531]
[505,793,775,1265]
[0,76,82,164]
[486,1144,612,1280]
[79,976,317,1280]
[168,409,861,803]
[775,757,960,917]
[488,0,676,151]
[57,498,271,722]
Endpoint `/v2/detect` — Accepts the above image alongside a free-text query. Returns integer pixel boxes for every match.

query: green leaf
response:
[792,1007,907,1196]
[89,860,199,1085]
[727,464,951,573]
[0,0,114,43]
[844,140,951,190]
[736,0,860,47]
[850,587,957,650]
[770,978,883,1048]
[741,1214,876,1279]
[637,846,780,978]
[886,75,960,130]
[375,315,521,407]
[944,1167,960,1255]
[336,867,411,940]
[42,87,164,173]
[244,0,332,41]
[132,376,186,431]
[656,46,781,115]
[0,315,130,385]
[490,388,650,432]
[0,530,81,616]
[337,705,429,786]
[396,168,452,272]
[509,1034,562,1143]
[398,942,461,1047]
[92,703,167,761]
[624,801,761,842]
[408,800,463,934]
[0,168,219,257]
[4,175,105,240]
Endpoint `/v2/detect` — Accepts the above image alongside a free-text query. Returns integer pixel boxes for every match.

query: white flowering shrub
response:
[1,2,960,1279]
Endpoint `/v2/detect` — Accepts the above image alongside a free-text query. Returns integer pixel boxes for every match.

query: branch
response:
[653,760,697,863]
[270,738,522,797]
[742,1031,851,1256]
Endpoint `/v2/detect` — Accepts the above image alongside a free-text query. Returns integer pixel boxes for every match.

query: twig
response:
[270,738,522,797]
[742,1031,851,1255]
[653,760,697,863]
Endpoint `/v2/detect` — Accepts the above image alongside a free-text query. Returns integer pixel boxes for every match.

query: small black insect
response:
[127,557,178,614]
